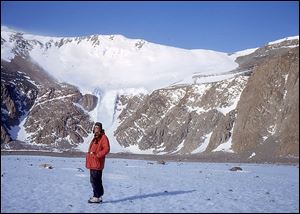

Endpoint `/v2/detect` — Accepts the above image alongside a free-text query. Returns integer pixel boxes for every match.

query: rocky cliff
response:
[114,41,299,160]
[232,47,299,158]
[1,56,97,151]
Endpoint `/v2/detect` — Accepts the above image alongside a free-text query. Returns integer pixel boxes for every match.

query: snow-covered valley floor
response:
[1,155,299,213]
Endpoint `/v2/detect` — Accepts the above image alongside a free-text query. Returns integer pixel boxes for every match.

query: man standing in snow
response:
[86,122,110,203]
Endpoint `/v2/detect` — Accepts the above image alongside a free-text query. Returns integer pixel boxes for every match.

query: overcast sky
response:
[1,1,299,53]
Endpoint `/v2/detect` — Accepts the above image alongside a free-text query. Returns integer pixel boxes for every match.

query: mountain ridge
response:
[1,26,299,162]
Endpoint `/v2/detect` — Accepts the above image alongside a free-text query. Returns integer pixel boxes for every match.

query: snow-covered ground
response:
[1,155,299,213]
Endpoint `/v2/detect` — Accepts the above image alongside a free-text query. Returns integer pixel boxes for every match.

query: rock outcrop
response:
[115,75,248,154]
[23,84,95,149]
[232,47,299,157]
[1,55,98,151]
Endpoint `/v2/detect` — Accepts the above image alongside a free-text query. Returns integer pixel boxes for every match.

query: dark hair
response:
[94,122,102,129]
[93,122,104,133]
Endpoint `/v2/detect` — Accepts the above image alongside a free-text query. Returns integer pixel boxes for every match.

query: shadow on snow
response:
[104,190,196,204]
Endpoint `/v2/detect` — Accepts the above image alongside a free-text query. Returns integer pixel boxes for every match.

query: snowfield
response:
[1,155,299,213]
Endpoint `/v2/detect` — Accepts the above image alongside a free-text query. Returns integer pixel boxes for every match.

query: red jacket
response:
[86,134,110,170]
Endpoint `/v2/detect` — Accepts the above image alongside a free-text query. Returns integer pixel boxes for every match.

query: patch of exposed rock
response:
[1,56,98,150]
[115,75,248,154]
[232,47,299,157]
[22,84,96,149]
[78,94,98,112]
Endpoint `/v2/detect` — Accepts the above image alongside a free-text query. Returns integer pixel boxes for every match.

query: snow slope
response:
[268,36,299,45]
[1,155,299,213]
[1,26,240,93]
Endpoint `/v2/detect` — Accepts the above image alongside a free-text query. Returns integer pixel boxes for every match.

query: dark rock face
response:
[1,126,12,144]
[115,76,248,154]
[206,110,236,153]
[78,94,98,112]
[1,60,39,145]
[1,54,97,151]
[234,38,298,71]
[23,84,95,149]
[232,47,299,157]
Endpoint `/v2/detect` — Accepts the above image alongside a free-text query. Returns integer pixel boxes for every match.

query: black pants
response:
[90,169,104,198]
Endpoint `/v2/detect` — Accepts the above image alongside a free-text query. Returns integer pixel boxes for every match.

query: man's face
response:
[94,126,101,134]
